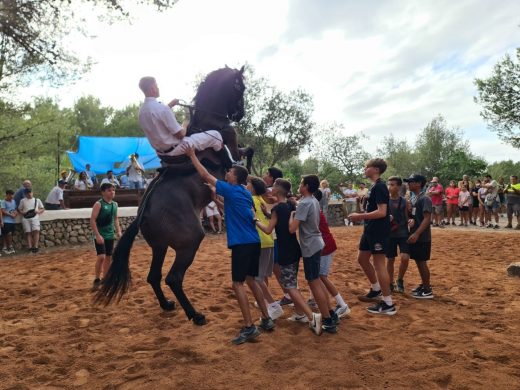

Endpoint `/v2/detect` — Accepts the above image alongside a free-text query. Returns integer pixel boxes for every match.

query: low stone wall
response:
[326,202,347,227]
[2,208,140,251]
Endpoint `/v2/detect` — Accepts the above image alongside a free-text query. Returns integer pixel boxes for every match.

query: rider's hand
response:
[168,99,179,108]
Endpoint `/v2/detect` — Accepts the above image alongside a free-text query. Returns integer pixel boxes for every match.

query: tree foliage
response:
[474,48,520,148]
[486,160,520,180]
[236,67,315,176]
[314,123,369,182]
[0,0,178,93]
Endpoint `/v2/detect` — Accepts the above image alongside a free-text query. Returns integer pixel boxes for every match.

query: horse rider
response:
[138,77,225,161]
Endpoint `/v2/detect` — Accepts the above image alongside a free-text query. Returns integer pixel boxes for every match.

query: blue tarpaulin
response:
[66,136,160,175]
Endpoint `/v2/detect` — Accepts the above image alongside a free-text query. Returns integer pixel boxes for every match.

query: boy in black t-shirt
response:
[349,158,396,315]
[403,174,434,299]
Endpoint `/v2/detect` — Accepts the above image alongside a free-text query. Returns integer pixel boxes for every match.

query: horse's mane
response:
[193,67,241,108]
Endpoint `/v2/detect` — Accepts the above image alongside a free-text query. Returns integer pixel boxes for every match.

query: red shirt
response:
[445,187,460,205]
[319,211,337,256]
[428,184,444,206]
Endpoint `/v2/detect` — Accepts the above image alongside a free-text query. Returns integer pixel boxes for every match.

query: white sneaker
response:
[268,303,284,320]
[287,313,308,323]
[308,313,322,336]
[334,304,351,318]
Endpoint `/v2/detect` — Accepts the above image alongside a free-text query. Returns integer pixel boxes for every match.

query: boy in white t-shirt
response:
[205,201,222,234]
[18,188,45,253]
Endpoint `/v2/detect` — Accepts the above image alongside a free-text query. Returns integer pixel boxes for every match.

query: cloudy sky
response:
[24,0,520,162]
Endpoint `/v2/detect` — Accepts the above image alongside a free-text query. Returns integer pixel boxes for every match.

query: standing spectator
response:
[44,180,68,210]
[14,180,32,207]
[85,164,97,187]
[504,175,520,229]
[478,179,488,226]
[445,180,460,226]
[319,180,331,215]
[340,182,358,226]
[205,201,222,234]
[127,153,145,189]
[483,175,500,229]
[458,185,471,226]
[90,183,122,290]
[18,188,45,253]
[471,180,482,225]
[101,170,120,188]
[349,159,396,315]
[385,176,410,294]
[357,182,369,212]
[427,177,444,227]
[74,171,93,191]
[1,190,17,254]
[289,175,337,332]
[497,176,506,216]
[404,174,434,299]
[185,145,275,345]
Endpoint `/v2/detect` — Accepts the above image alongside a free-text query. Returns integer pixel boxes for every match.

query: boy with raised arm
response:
[183,145,275,345]
[349,158,396,315]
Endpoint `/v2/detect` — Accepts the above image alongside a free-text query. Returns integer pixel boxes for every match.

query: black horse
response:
[94,66,248,325]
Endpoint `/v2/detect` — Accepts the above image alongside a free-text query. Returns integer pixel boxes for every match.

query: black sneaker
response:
[358,288,382,302]
[390,282,396,293]
[278,296,293,306]
[329,310,340,326]
[259,317,275,331]
[232,325,261,345]
[494,224,499,229]
[322,317,337,333]
[396,279,405,293]
[412,286,434,299]
[411,284,423,294]
[367,301,397,315]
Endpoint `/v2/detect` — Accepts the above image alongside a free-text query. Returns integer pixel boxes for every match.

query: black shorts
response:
[303,250,321,281]
[231,242,260,282]
[94,239,114,256]
[359,234,388,255]
[458,206,469,212]
[409,241,431,262]
[386,237,410,258]
[1,223,16,235]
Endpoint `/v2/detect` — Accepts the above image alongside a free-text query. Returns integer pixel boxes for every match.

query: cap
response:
[58,180,67,185]
[23,187,33,193]
[403,174,427,186]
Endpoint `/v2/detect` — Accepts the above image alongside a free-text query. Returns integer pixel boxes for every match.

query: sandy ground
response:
[0,227,519,389]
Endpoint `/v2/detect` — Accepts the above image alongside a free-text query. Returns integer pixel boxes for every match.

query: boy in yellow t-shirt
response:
[248,177,284,320]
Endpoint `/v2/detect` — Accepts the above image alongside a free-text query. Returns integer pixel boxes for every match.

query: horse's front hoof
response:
[192,313,207,326]
[160,300,176,311]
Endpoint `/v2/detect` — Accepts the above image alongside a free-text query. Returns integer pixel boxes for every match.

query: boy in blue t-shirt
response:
[184,145,275,345]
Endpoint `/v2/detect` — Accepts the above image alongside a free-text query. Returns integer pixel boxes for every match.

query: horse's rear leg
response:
[147,246,176,311]
[165,243,206,325]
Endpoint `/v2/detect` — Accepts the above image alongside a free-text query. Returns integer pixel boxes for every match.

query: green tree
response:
[438,151,487,181]
[486,160,520,179]
[236,66,315,176]
[314,123,369,182]
[474,48,520,148]
[72,95,113,135]
[377,135,417,177]
[0,0,178,93]
[105,104,141,137]
[415,115,468,179]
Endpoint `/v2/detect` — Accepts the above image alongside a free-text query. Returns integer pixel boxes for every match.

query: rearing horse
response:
[94,66,248,325]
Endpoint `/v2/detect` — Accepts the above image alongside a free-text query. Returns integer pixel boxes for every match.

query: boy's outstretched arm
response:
[182,144,217,187]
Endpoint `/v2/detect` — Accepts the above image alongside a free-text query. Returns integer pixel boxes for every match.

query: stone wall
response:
[326,202,347,226]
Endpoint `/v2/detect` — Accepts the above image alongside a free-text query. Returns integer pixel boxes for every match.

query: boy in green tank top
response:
[90,183,121,289]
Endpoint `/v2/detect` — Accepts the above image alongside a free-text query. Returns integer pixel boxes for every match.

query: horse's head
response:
[227,65,246,122]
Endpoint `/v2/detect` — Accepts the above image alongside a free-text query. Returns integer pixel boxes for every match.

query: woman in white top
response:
[319,180,331,215]
[74,171,93,191]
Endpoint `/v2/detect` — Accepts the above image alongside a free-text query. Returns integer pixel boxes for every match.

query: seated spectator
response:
[74,171,93,191]
[14,180,32,207]
[119,173,129,189]
[100,170,120,188]
[18,188,45,253]
[144,173,155,189]
[45,180,68,210]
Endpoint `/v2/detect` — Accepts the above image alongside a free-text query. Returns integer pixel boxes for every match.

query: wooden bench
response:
[63,189,145,209]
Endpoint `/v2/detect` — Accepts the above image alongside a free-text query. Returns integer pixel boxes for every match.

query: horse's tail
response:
[93,217,139,306]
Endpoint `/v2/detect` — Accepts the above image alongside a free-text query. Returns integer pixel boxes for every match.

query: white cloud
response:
[18,0,520,162]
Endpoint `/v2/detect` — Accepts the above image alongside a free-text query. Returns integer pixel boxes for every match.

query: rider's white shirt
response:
[139,97,183,153]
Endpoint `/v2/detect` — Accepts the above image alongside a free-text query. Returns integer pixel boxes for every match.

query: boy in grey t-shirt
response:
[289,175,337,334]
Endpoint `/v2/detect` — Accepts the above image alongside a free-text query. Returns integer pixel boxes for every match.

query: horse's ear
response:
[239,65,245,74]
[225,64,229,68]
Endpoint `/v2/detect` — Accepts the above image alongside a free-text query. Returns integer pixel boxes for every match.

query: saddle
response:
[157,148,232,176]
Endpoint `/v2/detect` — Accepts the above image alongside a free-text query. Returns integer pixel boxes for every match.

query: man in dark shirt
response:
[404,174,434,299]
[349,158,396,315]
